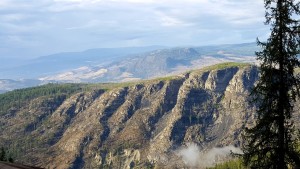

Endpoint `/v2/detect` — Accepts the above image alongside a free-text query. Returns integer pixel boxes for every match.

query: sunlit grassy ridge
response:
[201,62,251,71]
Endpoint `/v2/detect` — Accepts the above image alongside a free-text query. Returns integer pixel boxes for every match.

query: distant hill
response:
[0,46,165,79]
[0,43,259,92]
[0,79,42,94]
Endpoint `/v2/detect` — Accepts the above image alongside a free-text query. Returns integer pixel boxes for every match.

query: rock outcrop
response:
[0,63,266,168]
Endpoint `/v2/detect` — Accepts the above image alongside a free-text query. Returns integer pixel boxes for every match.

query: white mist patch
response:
[177,143,200,167]
[176,143,242,168]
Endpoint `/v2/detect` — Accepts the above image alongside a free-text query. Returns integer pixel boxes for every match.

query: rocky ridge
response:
[0,63,263,168]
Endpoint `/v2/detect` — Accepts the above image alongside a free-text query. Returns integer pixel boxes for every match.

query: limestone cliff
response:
[0,63,263,168]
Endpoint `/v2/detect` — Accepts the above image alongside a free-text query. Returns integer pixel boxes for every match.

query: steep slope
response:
[0,63,263,168]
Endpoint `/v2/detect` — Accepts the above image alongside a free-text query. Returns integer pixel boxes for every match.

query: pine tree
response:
[242,0,300,168]
[0,147,6,161]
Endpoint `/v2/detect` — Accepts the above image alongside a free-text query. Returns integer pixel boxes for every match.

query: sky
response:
[0,0,268,59]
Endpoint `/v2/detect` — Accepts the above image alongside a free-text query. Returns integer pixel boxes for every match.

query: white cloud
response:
[155,12,186,27]
[0,0,11,7]
[0,0,267,59]
[66,19,108,30]
[0,14,29,22]
[177,143,243,168]
[110,0,155,3]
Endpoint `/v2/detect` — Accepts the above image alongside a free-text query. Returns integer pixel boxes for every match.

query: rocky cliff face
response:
[0,64,261,168]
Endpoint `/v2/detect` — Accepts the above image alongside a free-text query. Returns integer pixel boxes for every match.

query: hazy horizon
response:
[1,42,257,60]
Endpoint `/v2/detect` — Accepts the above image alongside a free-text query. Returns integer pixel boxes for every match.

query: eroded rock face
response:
[0,65,263,168]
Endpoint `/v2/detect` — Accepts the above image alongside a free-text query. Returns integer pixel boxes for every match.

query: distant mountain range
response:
[0,46,165,79]
[0,43,259,93]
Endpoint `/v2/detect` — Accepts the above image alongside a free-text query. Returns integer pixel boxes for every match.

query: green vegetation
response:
[0,82,141,116]
[90,82,137,90]
[207,159,246,169]
[0,83,87,116]
[148,75,176,82]
[0,147,14,163]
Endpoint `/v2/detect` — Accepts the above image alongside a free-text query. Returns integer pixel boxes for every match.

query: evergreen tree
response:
[242,0,300,168]
[0,147,6,161]
[0,147,14,163]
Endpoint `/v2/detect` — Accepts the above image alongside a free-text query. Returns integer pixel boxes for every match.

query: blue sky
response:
[0,0,268,59]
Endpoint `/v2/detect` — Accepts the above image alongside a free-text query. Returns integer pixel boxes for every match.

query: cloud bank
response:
[0,0,267,58]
